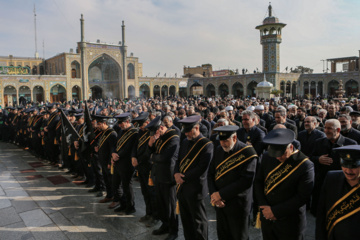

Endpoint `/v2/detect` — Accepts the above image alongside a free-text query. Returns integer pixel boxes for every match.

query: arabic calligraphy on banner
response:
[0,66,30,75]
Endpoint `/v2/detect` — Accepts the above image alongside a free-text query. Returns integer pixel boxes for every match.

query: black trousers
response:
[178,191,208,240]
[91,154,105,190]
[215,199,250,240]
[100,162,113,199]
[155,182,178,235]
[138,165,153,216]
[261,217,305,240]
[112,163,134,209]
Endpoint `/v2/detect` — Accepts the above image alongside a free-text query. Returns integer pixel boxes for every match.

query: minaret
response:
[80,14,87,100]
[33,5,39,58]
[255,3,286,85]
[121,21,127,99]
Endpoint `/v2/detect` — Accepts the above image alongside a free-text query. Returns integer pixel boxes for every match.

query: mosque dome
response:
[257,80,273,87]
[191,73,204,78]
[263,16,279,24]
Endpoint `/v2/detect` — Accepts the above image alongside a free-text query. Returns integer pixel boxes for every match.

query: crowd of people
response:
[0,95,359,240]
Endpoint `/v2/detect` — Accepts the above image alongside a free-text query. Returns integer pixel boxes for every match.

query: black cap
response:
[213,125,239,140]
[145,116,161,136]
[114,112,131,123]
[17,106,24,110]
[263,129,295,157]
[178,115,201,133]
[132,112,149,124]
[350,111,360,117]
[6,106,15,110]
[92,115,112,123]
[46,103,56,109]
[333,145,360,168]
[75,113,84,120]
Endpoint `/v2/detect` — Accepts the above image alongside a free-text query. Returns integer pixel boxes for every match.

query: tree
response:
[271,89,283,97]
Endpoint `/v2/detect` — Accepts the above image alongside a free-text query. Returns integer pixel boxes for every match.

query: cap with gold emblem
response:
[333,145,360,168]
[213,125,239,140]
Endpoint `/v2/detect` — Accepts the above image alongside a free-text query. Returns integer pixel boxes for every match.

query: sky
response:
[0,0,359,77]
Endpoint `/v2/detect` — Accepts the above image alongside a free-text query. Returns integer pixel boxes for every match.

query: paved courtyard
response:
[0,142,315,240]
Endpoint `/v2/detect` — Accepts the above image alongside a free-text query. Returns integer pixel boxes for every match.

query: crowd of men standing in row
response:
[0,96,359,240]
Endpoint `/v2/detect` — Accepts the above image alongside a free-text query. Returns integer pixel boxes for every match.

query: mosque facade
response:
[0,4,359,106]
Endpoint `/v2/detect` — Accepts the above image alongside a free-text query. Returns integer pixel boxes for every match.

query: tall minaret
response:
[255,3,286,84]
[33,4,39,58]
[121,21,127,99]
[80,14,87,100]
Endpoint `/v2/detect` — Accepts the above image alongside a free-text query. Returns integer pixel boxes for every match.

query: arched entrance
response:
[153,85,160,97]
[218,83,229,98]
[345,80,358,96]
[328,80,339,97]
[304,81,310,96]
[190,82,203,96]
[310,81,316,98]
[19,86,31,103]
[4,86,16,106]
[91,86,103,100]
[128,85,135,99]
[139,84,150,98]
[161,85,168,98]
[280,81,285,97]
[50,84,66,102]
[72,86,81,100]
[292,82,297,97]
[317,82,323,97]
[232,82,244,98]
[33,86,44,102]
[169,85,176,96]
[206,84,216,97]
[247,81,258,97]
[179,88,187,98]
[71,61,81,78]
[88,54,121,99]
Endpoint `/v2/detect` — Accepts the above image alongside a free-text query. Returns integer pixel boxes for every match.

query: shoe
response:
[139,215,151,222]
[75,176,85,181]
[96,191,104,197]
[88,188,99,193]
[114,205,126,213]
[164,234,178,240]
[108,202,120,209]
[152,226,169,235]
[79,180,88,185]
[99,197,113,203]
[124,208,136,215]
[146,217,159,228]
[86,183,95,188]
[71,174,79,179]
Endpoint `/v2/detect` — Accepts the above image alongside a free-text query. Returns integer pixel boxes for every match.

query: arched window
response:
[127,63,135,79]
[71,61,81,78]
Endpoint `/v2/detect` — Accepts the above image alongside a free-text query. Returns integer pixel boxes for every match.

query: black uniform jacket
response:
[175,134,214,199]
[254,150,314,226]
[316,171,360,240]
[150,129,180,184]
[131,129,152,168]
[208,140,257,208]
[298,129,326,157]
[98,127,117,165]
[47,111,60,141]
[237,126,265,156]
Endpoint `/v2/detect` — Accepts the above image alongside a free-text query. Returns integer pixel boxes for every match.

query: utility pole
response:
[321,59,325,73]
[34,4,39,58]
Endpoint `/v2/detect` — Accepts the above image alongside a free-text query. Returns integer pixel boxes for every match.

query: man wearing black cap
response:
[131,112,156,224]
[316,145,360,240]
[208,125,258,240]
[146,116,180,240]
[254,129,314,240]
[44,104,60,165]
[95,116,117,203]
[111,113,138,214]
[174,115,213,240]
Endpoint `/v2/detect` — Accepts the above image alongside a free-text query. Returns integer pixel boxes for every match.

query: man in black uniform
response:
[44,104,60,164]
[95,116,118,203]
[316,145,360,240]
[208,125,258,240]
[174,115,213,240]
[111,113,138,214]
[146,116,180,240]
[254,129,314,240]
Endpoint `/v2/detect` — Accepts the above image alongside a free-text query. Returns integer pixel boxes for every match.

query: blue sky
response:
[0,0,359,76]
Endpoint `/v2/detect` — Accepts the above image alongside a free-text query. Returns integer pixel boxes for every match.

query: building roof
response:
[326,56,359,62]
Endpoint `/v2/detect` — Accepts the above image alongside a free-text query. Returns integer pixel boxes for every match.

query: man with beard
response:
[146,116,180,240]
[349,111,360,131]
[297,116,326,157]
[254,129,314,240]
[174,115,213,240]
[295,107,307,133]
[325,104,338,120]
[310,119,357,216]
[338,114,360,144]
[208,125,258,240]
[316,145,360,240]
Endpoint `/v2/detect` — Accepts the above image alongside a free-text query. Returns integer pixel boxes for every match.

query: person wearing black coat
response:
[44,104,60,164]
[310,119,357,216]
[147,117,180,240]
[254,129,314,240]
[315,145,360,240]
[208,125,258,240]
[297,116,326,157]
[174,115,213,240]
[338,114,360,144]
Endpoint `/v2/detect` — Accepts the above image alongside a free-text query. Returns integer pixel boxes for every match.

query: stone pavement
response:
[0,142,315,240]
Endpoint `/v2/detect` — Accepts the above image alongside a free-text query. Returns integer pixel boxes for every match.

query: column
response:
[290,83,292,98]
[150,82,153,98]
[315,82,318,97]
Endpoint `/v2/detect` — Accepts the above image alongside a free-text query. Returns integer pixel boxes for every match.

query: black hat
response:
[17,106,24,110]
[263,129,295,158]
[145,116,161,136]
[114,112,131,123]
[350,111,360,117]
[213,125,239,140]
[6,106,15,110]
[92,115,111,123]
[75,113,84,120]
[178,115,201,133]
[132,112,149,124]
[333,145,360,169]
[46,103,56,109]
